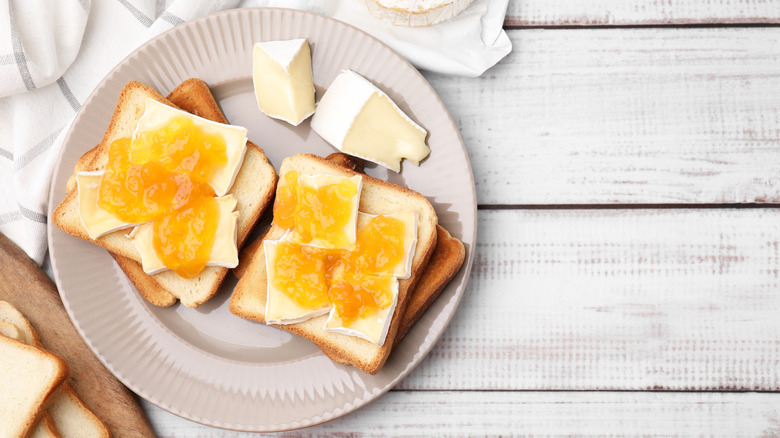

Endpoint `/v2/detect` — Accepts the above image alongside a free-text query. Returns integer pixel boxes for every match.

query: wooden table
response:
[146,1,780,435]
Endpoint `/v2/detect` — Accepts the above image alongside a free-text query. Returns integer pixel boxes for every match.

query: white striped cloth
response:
[0,0,509,265]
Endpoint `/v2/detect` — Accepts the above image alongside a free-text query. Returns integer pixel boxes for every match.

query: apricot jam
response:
[328,264,394,325]
[97,116,228,278]
[346,215,406,275]
[273,170,298,229]
[294,177,358,248]
[273,171,359,248]
[271,241,340,309]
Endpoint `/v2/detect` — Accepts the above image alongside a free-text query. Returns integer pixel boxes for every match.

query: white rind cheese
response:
[325,277,399,347]
[363,0,475,27]
[292,173,362,250]
[134,98,248,197]
[252,39,316,126]
[130,196,239,275]
[264,237,332,325]
[76,171,139,239]
[311,70,430,172]
[356,211,418,279]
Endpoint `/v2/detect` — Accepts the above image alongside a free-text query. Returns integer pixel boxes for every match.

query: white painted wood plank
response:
[399,209,780,390]
[144,391,780,436]
[505,0,780,26]
[426,28,780,204]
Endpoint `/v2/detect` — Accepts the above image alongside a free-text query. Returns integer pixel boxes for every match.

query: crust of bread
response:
[230,153,438,374]
[0,335,69,438]
[48,385,110,438]
[33,412,61,438]
[394,224,464,342]
[53,79,277,308]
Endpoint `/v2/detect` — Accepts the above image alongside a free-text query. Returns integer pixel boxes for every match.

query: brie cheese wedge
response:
[311,70,430,172]
[133,98,247,197]
[76,171,139,239]
[253,39,316,126]
[129,196,239,275]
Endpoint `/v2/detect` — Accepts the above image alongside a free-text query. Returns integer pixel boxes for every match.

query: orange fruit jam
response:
[328,264,394,326]
[271,241,340,310]
[346,215,406,275]
[273,171,359,249]
[271,173,410,323]
[273,170,298,229]
[97,116,228,278]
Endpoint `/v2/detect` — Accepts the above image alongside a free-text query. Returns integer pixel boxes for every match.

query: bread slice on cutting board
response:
[0,301,109,437]
[0,334,68,438]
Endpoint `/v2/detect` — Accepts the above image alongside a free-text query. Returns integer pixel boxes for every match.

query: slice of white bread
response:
[230,153,438,374]
[53,79,277,307]
[0,325,61,438]
[0,301,109,438]
[0,335,68,438]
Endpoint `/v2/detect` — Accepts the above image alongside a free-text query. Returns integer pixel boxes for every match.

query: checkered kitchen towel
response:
[0,0,509,266]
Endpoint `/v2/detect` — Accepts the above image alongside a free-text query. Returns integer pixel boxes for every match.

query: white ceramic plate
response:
[47,8,475,432]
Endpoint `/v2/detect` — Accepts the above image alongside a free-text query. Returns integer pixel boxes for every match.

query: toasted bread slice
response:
[393,224,464,342]
[230,153,438,374]
[0,335,68,438]
[0,301,109,438]
[53,79,277,307]
[235,154,465,348]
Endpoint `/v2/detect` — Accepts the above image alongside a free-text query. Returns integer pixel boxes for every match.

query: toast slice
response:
[0,335,68,438]
[229,153,438,374]
[234,154,466,348]
[0,301,109,438]
[53,79,277,307]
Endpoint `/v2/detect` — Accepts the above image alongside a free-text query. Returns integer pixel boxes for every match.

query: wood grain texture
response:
[397,209,780,391]
[425,28,780,205]
[505,0,780,26]
[0,233,154,437]
[144,391,780,437]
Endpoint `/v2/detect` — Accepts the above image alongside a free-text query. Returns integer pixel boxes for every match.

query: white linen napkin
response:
[0,0,509,265]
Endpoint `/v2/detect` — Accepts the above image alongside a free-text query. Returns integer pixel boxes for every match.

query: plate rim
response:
[46,7,477,432]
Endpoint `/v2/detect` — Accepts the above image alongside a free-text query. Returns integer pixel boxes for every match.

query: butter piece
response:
[253,39,316,126]
[133,98,247,197]
[311,70,430,172]
[130,196,239,275]
[356,211,418,279]
[76,171,138,239]
[264,237,332,325]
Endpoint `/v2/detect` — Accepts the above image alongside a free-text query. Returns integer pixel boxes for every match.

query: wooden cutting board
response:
[0,233,154,437]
